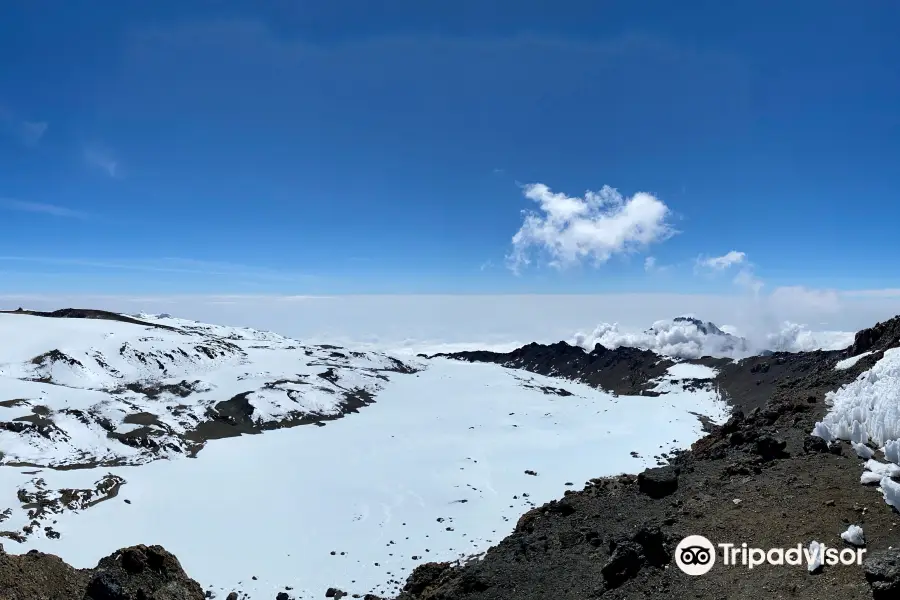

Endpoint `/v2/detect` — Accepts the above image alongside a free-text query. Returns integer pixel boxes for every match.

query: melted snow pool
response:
[3,359,729,599]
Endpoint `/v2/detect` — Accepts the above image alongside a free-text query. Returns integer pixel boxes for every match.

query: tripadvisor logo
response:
[675,535,717,575]
[674,535,866,575]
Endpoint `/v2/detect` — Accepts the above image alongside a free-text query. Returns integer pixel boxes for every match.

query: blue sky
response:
[1,0,898,294]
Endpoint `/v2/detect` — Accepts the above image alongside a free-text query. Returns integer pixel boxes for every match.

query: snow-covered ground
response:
[0,313,417,469]
[0,311,731,598]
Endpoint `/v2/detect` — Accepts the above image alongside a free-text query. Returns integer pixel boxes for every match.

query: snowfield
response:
[0,312,731,598]
[0,313,417,469]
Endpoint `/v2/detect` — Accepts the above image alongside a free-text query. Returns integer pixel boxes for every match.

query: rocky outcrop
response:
[636,466,679,498]
[0,544,203,600]
[0,308,181,331]
[865,549,900,599]
[430,341,674,396]
[848,315,900,356]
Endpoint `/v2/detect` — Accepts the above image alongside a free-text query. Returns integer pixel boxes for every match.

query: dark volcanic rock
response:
[0,543,202,600]
[0,547,89,600]
[0,308,180,332]
[431,341,674,395]
[601,540,644,588]
[752,435,788,460]
[84,545,204,600]
[850,316,900,356]
[402,562,454,596]
[865,550,900,599]
[637,466,679,498]
[803,435,830,453]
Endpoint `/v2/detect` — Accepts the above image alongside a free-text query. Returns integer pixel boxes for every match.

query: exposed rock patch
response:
[431,341,675,396]
[0,308,180,332]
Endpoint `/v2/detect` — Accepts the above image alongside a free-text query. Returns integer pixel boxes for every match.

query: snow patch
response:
[665,363,717,380]
[835,351,874,370]
[840,525,865,546]
[852,442,875,459]
[807,541,823,572]
[882,476,900,511]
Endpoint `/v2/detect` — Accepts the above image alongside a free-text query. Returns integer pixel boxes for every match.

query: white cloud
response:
[768,286,841,313]
[0,199,87,219]
[21,121,48,146]
[697,250,746,271]
[84,147,121,178]
[644,256,657,271]
[507,183,675,273]
[694,250,763,295]
[842,289,900,298]
[734,268,764,295]
[0,107,47,147]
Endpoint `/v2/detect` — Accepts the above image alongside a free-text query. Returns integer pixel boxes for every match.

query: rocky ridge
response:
[428,342,676,397]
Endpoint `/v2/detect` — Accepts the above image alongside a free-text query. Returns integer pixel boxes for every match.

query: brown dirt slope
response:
[0,543,203,600]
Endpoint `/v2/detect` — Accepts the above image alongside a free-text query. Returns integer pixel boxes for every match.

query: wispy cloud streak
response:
[0,256,314,282]
[0,107,47,147]
[0,199,88,219]
[84,147,121,178]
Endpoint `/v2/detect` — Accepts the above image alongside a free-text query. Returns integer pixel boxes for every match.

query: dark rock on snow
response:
[430,341,675,396]
[637,466,679,498]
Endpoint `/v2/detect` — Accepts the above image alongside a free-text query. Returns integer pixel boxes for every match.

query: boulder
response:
[601,540,644,588]
[83,545,204,600]
[865,549,900,598]
[803,435,829,454]
[637,466,679,498]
